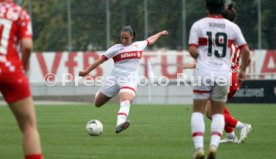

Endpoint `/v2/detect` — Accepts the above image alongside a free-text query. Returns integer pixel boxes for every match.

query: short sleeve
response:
[133,40,148,50]
[102,45,118,60]
[188,22,200,47]
[233,25,247,49]
[18,10,32,40]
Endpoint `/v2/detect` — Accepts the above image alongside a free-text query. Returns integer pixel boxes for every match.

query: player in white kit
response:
[183,2,252,145]
[79,26,168,133]
[188,0,251,159]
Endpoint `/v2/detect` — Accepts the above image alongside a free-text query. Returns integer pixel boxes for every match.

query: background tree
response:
[22,0,276,51]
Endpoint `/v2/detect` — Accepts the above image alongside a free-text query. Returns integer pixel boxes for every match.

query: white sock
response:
[116,100,130,126]
[191,112,205,149]
[235,121,245,130]
[210,114,225,148]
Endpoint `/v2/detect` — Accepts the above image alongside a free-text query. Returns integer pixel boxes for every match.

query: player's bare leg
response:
[115,90,135,133]
[205,100,212,120]
[94,91,112,107]
[9,97,42,158]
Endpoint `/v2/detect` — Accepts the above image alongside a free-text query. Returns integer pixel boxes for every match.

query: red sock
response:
[25,154,43,159]
[224,108,238,128]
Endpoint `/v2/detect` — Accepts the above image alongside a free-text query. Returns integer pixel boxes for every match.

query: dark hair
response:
[121,25,136,40]
[206,0,225,14]
[222,3,237,22]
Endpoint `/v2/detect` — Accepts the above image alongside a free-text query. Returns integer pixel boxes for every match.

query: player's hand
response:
[160,30,169,36]
[238,71,246,82]
[79,70,88,77]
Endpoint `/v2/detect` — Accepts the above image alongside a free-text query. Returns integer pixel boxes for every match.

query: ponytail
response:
[222,3,237,22]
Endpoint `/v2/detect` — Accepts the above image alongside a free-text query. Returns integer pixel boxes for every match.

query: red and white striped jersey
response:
[102,40,149,76]
[189,16,247,72]
[0,1,32,72]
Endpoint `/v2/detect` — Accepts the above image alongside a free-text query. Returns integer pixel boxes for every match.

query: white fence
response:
[15,50,276,104]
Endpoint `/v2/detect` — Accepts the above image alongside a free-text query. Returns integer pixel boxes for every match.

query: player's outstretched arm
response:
[147,30,168,45]
[79,56,105,76]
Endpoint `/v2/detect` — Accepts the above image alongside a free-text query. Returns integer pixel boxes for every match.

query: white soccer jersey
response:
[189,16,247,72]
[102,40,149,76]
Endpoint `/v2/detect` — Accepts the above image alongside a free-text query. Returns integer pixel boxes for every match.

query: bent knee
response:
[94,102,103,107]
[94,98,106,107]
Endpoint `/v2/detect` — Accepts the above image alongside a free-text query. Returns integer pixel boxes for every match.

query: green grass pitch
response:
[0,103,276,159]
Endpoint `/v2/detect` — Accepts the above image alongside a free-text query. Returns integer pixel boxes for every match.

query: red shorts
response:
[0,70,31,103]
[228,71,241,100]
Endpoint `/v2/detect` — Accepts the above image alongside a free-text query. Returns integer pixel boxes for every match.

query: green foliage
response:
[21,0,276,51]
[261,0,276,49]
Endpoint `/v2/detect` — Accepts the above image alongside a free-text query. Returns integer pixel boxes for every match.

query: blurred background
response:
[21,0,276,51]
[3,0,274,104]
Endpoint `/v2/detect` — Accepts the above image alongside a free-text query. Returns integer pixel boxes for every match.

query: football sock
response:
[191,112,205,149]
[116,100,130,126]
[25,154,43,159]
[210,114,224,147]
[224,112,238,128]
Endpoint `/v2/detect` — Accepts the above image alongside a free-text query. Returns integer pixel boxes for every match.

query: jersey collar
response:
[208,15,224,19]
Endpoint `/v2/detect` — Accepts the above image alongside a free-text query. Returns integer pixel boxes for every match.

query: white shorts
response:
[193,70,230,102]
[99,75,137,98]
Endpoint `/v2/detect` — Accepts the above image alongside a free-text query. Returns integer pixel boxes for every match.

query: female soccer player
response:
[0,0,43,159]
[207,2,252,144]
[188,0,251,158]
[184,2,252,145]
[79,26,168,133]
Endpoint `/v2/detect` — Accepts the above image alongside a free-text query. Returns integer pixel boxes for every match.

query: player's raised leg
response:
[9,97,42,159]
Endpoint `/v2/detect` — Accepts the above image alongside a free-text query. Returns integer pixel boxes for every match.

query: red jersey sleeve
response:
[18,9,32,40]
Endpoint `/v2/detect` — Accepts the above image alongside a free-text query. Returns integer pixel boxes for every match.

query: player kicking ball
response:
[79,26,168,133]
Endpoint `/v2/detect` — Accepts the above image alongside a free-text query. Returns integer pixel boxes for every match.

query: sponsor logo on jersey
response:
[113,51,142,62]
[120,51,141,59]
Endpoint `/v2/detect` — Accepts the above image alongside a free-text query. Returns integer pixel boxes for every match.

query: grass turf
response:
[0,104,276,159]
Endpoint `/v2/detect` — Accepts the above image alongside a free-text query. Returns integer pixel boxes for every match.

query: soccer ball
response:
[85,119,103,136]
